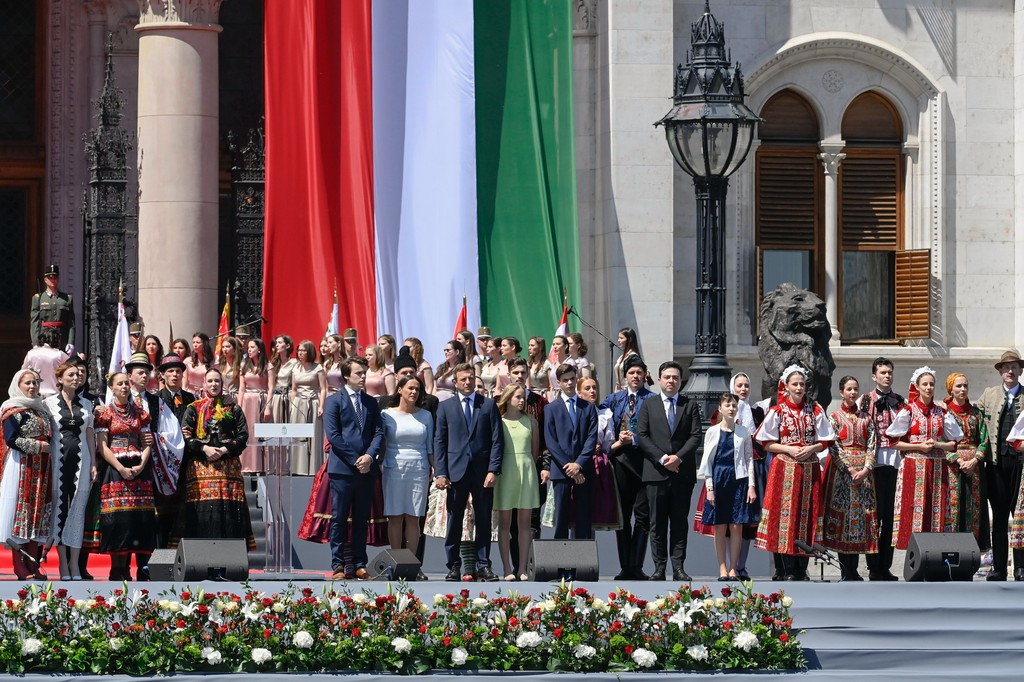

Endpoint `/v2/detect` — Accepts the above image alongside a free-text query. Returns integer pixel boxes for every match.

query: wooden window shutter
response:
[840,151,902,249]
[894,249,930,339]
[756,150,819,247]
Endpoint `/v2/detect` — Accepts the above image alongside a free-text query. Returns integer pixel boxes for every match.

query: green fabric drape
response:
[474,0,579,342]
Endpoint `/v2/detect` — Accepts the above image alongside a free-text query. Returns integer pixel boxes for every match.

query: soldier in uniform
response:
[30,264,75,352]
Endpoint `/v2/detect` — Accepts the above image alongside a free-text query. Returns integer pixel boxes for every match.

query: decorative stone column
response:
[818,145,845,345]
[135,0,222,338]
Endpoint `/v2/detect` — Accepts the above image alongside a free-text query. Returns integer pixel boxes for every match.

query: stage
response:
[0,578,1017,680]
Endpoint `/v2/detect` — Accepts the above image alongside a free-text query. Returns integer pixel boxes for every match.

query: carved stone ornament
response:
[822,69,844,93]
[137,0,222,26]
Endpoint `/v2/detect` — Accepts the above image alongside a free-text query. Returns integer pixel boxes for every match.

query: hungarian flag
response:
[549,300,569,365]
[452,295,467,341]
[213,286,230,364]
[262,0,580,362]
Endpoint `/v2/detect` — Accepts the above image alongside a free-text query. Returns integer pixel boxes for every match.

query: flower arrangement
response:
[0,581,802,675]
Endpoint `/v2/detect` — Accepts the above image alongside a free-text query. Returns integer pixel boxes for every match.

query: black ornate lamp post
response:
[655,0,761,422]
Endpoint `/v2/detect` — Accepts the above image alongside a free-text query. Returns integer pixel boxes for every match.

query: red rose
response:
[264,629,272,639]
[721,587,731,598]
[352,627,361,637]
[147,619,156,629]
[176,619,186,629]
[610,621,622,632]
[491,628,499,638]
[39,593,47,602]
[56,589,67,599]
[443,636,451,646]
[95,596,106,603]
[67,598,76,608]
[181,591,191,600]
[553,628,563,639]
[460,589,470,599]
[262,598,274,608]
[275,622,284,631]
[302,587,313,598]
[420,625,427,634]
[624,645,635,655]
[609,592,617,601]
[779,633,789,643]
[197,605,210,616]
[17,591,27,600]
[723,621,733,630]
[112,623,120,631]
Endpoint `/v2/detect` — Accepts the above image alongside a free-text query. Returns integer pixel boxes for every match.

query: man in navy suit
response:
[637,361,702,581]
[434,363,504,581]
[324,357,385,580]
[600,355,656,579]
[544,363,598,540]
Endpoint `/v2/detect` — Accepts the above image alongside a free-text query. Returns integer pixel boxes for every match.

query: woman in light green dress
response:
[493,384,540,581]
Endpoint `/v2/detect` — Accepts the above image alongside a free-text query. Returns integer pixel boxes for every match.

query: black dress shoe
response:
[1013,569,1024,581]
[631,569,651,581]
[416,569,428,581]
[649,570,666,581]
[673,570,692,582]
[782,574,797,581]
[868,571,899,582]
[736,568,750,580]
[475,567,499,582]
[986,571,1008,582]
[842,572,864,582]
[445,567,462,582]
[613,570,629,580]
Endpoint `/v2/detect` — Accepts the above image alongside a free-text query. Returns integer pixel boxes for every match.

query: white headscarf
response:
[729,372,755,431]
[0,368,47,415]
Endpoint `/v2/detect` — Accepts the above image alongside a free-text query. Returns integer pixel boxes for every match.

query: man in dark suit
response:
[434,362,504,581]
[323,357,385,580]
[543,363,598,540]
[637,361,702,581]
[600,355,656,579]
[158,354,197,422]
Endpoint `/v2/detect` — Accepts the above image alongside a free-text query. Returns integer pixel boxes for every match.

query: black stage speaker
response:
[369,548,420,580]
[904,532,980,582]
[527,540,599,582]
[146,549,177,581]
[174,538,249,581]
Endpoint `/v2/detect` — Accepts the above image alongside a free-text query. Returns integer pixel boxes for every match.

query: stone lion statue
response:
[758,283,835,407]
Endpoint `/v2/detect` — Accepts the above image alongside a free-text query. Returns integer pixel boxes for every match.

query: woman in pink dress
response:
[217,336,243,401]
[403,337,435,394]
[567,332,594,380]
[170,338,189,361]
[322,334,344,396]
[456,329,483,375]
[479,337,502,397]
[526,336,549,395]
[545,335,568,402]
[377,334,397,373]
[142,335,164,392]
[239,338,269,473]
[432,339,465,402]
[265,335,296,424]
[184,333,212,397]
[364,345,396,398]
[493,336,521,398]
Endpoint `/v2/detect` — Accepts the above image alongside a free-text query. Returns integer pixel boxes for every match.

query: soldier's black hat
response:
[44,264,59,278]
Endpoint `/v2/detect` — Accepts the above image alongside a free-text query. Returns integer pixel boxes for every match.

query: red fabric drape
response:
[263,0,376,348]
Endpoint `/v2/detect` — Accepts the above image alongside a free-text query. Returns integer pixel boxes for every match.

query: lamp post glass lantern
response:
[655,0,761,423]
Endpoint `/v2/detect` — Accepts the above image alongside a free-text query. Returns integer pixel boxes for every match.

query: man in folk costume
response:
[754,364,835,581]
[977,350,1024,581]
[857,357,904,581]
[124,351,185,562]
[158,354,197,423]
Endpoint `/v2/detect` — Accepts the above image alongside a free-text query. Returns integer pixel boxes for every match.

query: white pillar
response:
[135,0,222,338]
[818,146,845,346]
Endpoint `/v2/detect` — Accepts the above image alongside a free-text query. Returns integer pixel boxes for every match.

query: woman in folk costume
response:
[44,361,95,580]
[944,372,989,549]
[177,368,254,549]
[754,364,835,581]
[885,366,963,549]
[0,369,53,579]
[822,376,879,581]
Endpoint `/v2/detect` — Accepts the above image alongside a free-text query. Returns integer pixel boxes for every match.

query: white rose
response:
[540,599,556,612]
[591,598,608,612]
[292,631,314,649]
[419,602,430,615]
[391,637,412,654]
[472,597,488,608]
[222,602,238,613]
[251,647,273,664]
[574,644,596,659]
[781,596,794,608]
[167,601,181,613]
[645,601,659,612]
[20,638,42,655]
[201,647,222,665]
[272,602,286,614]
[714,598,726,609]
[686,644,708,661]
[451,647,469,665]
[108,638,123,651]
[352,593,368,605]
[433,594,446,606]
[733,630,760,652]
[515,632,542,648]
[631,647,657,668]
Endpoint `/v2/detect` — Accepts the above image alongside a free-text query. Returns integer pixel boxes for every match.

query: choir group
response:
[6,320,1024,582]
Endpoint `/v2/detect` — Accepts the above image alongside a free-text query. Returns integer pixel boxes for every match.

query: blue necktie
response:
[666,396,676,429]
[352,393,363,430]
[463,396,473,430]
[568,397,578,428]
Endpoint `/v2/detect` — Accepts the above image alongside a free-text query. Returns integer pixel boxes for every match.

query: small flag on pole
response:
[106,280,131,402]
[213,282,230,364]
[549,289,569,365]
[453,294,467,340]
[326,285,339,335]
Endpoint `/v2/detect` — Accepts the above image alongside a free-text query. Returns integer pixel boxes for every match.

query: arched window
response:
[755,90,823,298]
[839,92,906,341]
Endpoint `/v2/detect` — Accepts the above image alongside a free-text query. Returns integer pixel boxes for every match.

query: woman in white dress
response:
[381,375,433,551]
[44,362,94,580]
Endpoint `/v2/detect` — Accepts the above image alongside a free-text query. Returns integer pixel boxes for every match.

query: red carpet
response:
[0,547,110,579]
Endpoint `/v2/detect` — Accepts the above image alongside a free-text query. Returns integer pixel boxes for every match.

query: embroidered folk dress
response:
[822,404,879,554]
[44,393,94,548]
[945,400,988,548]
[754,398,835,555]
[178,397,254,549]
[0,406,53,544]
[885,400,964,549]
[95,401,157,554]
